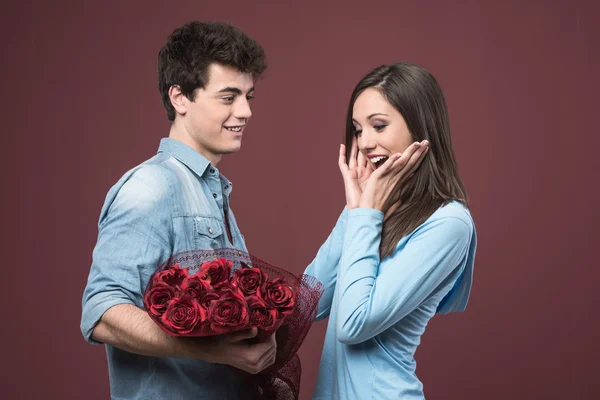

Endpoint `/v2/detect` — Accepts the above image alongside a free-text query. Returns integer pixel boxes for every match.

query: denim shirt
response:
[81,138,252,400]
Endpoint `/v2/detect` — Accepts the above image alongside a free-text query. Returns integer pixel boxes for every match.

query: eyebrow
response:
[352,113,389,123]
[216,86,255,95]
[367,113,388,119]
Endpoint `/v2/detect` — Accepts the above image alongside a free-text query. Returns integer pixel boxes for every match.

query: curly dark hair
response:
[158,21,268,121]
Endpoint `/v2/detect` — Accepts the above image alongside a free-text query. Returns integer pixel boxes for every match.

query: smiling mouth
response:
[369,155,388,169]
[224,125,244,132]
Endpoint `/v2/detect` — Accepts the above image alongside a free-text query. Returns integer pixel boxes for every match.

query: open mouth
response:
[369,155,388,169]
[224,125,244,133]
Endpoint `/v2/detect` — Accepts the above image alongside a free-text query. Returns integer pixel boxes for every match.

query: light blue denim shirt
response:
[81,138,252,400]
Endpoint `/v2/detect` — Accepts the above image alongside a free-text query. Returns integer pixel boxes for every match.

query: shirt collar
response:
[158,138,234,195]
[157,138,211,178]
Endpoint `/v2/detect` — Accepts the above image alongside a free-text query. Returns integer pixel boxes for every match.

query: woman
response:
[305,62,477,399]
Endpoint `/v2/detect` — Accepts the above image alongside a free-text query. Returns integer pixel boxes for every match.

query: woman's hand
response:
[359,141,430,213]
[339,137,374,209]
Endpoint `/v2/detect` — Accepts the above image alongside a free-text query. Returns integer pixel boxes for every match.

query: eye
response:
[221,96,234,103]
[374,124,387,132]
[353,129,362,137]
[246,94,255,101]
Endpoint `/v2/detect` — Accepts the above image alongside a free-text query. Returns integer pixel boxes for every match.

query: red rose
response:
[213,281,237,293]
[181,275,211,298]
[246,295,280,331]
[197,291,220,311]
[160,296,205,335]
[207,290,249,334]
[199,258,232,285]
[232,267,267,296]
[153,264,188,287]
[258,278,296,316]
[143,282,178,318]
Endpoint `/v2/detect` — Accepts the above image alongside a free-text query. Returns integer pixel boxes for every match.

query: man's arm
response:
[94,304,276,374]
[81,166,276,373]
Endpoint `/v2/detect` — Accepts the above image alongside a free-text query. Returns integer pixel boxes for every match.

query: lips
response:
[224,125,244,133]
[368,155,389,169]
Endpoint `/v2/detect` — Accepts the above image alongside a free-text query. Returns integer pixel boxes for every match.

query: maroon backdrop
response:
[2,1,598,399]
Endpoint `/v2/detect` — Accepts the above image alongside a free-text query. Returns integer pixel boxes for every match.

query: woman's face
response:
[352,88,414,169]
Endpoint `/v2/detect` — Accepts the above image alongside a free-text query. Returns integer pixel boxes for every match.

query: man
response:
[81,21,276,399]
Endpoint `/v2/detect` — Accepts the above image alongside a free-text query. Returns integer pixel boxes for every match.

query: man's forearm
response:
[91,304,214,361]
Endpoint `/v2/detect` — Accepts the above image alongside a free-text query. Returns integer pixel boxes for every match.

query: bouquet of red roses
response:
[145,255,295,338]
[143,248,323,399]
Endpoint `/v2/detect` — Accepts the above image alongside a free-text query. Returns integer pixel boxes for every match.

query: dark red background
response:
[2,1,598,399]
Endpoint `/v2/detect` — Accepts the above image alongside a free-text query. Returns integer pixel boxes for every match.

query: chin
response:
[221,145,242,154]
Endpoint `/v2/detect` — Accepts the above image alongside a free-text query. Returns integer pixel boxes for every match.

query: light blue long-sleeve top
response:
[305,202,476,399]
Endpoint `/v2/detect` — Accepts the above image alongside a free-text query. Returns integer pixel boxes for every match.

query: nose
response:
[357,129,376,154]
[234,97,252,121]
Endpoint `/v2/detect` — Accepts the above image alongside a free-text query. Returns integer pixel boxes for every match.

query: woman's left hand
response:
[359,141,430,213]
[339,137,375,209]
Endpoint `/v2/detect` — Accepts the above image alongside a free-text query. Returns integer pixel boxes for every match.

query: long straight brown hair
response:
[345,63,469,259]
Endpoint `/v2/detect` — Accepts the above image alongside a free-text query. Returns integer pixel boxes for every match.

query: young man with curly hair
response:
[81,21,274,399]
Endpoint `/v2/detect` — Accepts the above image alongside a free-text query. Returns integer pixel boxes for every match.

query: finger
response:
[396,141,428,176]
[373,153,403,177]
[255,340,277,371]
[388,141,426,174]
[348,137,358,169]
[227,327,258,342]
[265,349,277,369]
[357,149,367,171]
[405,143,429,177]
[338,144,349,171]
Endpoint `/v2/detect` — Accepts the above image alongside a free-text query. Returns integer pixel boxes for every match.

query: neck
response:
[168,121,221,166]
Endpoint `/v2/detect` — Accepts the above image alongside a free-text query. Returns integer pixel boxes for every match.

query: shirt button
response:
[208,227,214,234]
[210,168,215,174]
[213,193,217,198]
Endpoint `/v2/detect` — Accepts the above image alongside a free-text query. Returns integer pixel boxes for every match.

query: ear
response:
[169,85,188,117]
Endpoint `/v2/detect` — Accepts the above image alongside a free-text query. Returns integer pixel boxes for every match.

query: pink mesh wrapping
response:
[143,249,324,399]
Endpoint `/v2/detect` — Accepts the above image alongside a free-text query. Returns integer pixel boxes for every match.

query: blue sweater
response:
[305,202,476,399]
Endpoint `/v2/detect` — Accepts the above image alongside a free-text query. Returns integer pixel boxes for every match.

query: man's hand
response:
[201,328,277,374]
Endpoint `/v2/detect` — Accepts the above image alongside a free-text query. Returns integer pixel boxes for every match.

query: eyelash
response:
[353,124,387,136]
[222,95,255,103]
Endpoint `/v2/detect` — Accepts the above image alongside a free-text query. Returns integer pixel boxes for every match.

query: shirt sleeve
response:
[304,208,348,320]
[80,166,174,344]
[335,208,472,345]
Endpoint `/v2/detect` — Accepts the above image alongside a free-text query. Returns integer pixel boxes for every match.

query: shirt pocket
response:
[173,215,224,251]
[192,216,224,249]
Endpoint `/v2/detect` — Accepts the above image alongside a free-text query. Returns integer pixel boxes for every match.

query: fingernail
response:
[422,140,429,146]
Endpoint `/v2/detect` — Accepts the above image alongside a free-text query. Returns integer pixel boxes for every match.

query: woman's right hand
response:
[339,137,374,209]
[359,141,429,213]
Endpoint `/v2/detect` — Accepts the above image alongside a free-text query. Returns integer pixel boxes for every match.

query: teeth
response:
[369,156,388,164]
[226,126,243,132]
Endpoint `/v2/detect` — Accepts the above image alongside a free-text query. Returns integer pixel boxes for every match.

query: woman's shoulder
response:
[428,201,474,229]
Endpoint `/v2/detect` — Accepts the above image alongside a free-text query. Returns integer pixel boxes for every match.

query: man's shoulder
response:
[101,153,177,212]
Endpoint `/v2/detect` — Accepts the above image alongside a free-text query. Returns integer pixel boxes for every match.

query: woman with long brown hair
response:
[305,62,477,399]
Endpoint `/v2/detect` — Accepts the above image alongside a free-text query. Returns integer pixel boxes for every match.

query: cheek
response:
[386,130,414,154]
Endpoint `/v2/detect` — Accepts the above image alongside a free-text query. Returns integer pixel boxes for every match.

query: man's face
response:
[174,63,255,165]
